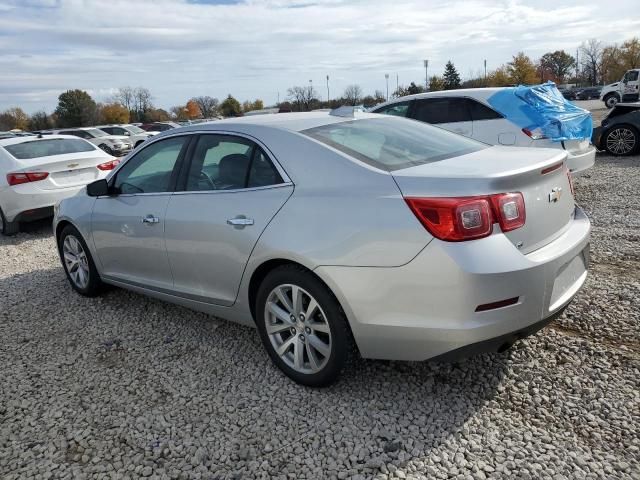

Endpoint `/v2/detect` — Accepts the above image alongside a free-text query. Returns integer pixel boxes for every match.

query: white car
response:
[51,127,133,157]
[0,135,118,235]
[96,124,157,148]
[371,87,596,175]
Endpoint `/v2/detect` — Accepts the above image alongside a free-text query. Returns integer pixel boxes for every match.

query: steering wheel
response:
[199,171,217,189]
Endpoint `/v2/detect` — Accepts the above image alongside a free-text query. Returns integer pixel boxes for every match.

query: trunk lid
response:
[392,145,574,254]
[15,151,110,190]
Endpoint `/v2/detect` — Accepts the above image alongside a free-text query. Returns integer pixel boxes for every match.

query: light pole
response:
[326,75,330,103]
[385,73,389,100]
[424,59,429,91]
[484,59,487,86]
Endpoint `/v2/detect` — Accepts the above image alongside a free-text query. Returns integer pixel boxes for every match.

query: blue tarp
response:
[487,82,593,142]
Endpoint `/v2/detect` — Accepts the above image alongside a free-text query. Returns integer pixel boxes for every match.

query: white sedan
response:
[96,124,157,148]
[0,135,118,235]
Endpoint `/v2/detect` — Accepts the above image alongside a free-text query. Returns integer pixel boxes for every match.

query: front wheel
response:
[604,94,619,109]
[255,265,354,387]
[604,126,638,156]
[58,225,103,296]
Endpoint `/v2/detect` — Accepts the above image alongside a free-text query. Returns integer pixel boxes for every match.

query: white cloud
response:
[1,0,639,112]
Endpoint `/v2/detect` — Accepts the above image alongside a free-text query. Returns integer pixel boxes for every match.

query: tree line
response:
[1,36,637,131]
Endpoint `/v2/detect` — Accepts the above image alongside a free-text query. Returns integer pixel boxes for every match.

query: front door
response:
[91,135,190,290]
[409,97,473,137]
[164,134,293,306]
[622,70,640,102]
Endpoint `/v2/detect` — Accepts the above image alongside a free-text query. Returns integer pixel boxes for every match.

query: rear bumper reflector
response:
[475,297,519,312]
[541,163,563,175]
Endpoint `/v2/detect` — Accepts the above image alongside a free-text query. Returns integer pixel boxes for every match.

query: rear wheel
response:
[604,93,619,109]
[604,126,638,156]
[255,265,353,387]
[0,207,19,236]
[58,225,103,296]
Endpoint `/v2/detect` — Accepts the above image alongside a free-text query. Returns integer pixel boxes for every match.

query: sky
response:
[0,0,638,113]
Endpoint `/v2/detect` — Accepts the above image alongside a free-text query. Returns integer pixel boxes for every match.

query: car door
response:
[409,97,473,137]
[622,70,640,102]
[164,133,293,306]
[91,135,191,290]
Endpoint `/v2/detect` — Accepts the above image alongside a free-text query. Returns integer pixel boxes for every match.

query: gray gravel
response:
[1,153,639,479]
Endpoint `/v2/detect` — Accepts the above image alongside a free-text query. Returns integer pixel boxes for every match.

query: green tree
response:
[220,94,242,117]
[507,52,538,84]
[54,89,97,127]
[442,61,461,89]
[540,50,576,83]
[28,111,53,131]
[406,82,425,95]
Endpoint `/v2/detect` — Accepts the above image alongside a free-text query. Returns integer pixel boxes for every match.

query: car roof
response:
[0,134,80,147]
[371,88,507,110]
[173,111,382,133]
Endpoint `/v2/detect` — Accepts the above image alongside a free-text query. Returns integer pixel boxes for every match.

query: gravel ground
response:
[1,153,639,480]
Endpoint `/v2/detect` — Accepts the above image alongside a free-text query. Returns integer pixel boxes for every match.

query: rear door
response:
[409,97,473,137]
[164,133,293,306]
[91,135,191,290]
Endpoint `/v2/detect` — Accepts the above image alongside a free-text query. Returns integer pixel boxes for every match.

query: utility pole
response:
[424,59,429,91]
[576,48,579,87]
[484,59,487,86]
[277,91,280,104]
[326,75,330,103]
[385,73,389,100]
[396,73,399,93]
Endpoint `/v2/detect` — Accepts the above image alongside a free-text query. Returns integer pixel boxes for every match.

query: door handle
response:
[227,216,254,227]
[142,215,159,224]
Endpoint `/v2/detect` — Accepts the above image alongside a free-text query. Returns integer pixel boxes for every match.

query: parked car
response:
[592,102,640,156]
[575,87,602,100]
[0,135,118,235]
[140,122,181,132]
[371,85,595,175]
[0,132,16,139]
[54,112,590,386]
[51,127,133,156]
[559,88,578,100]
[600,69,640,108]
[96,124,157,148]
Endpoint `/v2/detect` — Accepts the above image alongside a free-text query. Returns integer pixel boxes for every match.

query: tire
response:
[0,207,19,236]
[603,125,639,156]
[255,265,354,387]
[604,94,619,109]
[58,225,103,296]
[99,144,114,155]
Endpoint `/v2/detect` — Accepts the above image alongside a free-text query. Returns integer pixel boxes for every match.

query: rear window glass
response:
[302,117,486,171]
[3,138,97,159]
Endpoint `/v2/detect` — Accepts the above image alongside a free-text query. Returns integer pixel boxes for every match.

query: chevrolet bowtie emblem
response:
[549,187,563,203]
[67,163,79,168]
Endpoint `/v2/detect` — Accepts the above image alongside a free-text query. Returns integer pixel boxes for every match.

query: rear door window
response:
[411,98,472,124]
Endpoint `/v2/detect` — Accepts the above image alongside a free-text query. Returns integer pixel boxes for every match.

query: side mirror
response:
[123,131,131,136]
[87,179,109,197]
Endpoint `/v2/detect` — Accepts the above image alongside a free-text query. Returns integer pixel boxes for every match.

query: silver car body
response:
[54,112,590,361]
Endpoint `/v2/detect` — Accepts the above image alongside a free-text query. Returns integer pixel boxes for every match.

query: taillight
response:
[7,172,49,186]
[405,192,526,242]
[97,159,120,171]
[522,127,547,140]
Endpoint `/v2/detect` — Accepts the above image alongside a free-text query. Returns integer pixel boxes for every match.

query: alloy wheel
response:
[606,128,636,155]
[264,284,332,374]
[63,235,90,289]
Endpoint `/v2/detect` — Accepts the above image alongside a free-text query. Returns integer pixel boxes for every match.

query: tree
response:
[580,39,603,85]
[114,87,134,112]
[621,37,640,69]
[55,89,97,127]
[132,87,153,121]
[242,99,264,113]
[442,61,461,89]
[428,75,445,91]
[407,82,425,95]
[100,103,130,124]
[374,90,386,103]
[507,52,538,84]
[0,107,29,130]
[28,111,53,131]
[220,95,242,117]
[540,50,575,84]
[191,96,219,118]
[287,85,317,111]
[170,105,189,121]
[146,108,170,122]
[487,66,512,87]
[343,85,363,105]
[186,100,201,119]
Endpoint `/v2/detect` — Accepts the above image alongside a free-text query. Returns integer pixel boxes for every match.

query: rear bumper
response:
[565,145,596,175]
[0,183,85,222]
[316,207,590,361]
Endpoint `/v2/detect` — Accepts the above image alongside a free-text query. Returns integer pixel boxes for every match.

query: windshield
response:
[86,128,108,138]
[3,138,97,159]
[127,125,145,134]
[302,117,486,171]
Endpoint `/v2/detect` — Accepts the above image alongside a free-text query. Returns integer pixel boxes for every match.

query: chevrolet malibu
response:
[53,112,590,386]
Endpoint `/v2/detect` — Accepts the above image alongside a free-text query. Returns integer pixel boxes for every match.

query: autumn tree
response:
[100,103,130,124]
[428,75,445,91]
[601,38,640,83]
[486,66,512,87]
[343,85,363,105]
[0,107,29,130]
[146,108,170,122]
[170,105,189,121]
[539,50,575,84]
[507,52,538,84]
[191,96,219,118]
[55,89,98,127]
[241,99,264,112]
[443,61,461,89]
[185,100,201,119]
[220,95,242,117]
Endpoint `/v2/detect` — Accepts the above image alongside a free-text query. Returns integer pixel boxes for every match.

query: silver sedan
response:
[54,112,590,386]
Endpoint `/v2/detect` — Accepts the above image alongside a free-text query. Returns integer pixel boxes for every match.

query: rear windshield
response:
[302,117,486,171]
[3,138,97,159]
